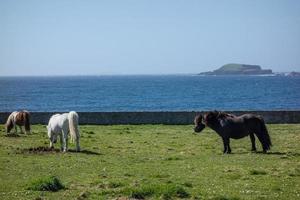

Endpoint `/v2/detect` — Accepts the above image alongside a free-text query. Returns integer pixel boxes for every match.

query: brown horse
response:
[5,111,31,134]
[194,111,272,154]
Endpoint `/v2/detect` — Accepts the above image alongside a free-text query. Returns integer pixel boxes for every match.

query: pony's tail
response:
[23,111,31,133]
[256,117,272,152]
[68,111,80,151]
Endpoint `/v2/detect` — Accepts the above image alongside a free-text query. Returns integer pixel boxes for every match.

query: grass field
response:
[0,124,299,200]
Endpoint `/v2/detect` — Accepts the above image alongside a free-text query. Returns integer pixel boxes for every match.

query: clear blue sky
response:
[0,0,299,75]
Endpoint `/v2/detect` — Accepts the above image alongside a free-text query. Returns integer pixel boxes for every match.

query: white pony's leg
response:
[59,132,64,151]
[49,132,54,148]
[47,125,53,148]
[62,128,68,152]
[50,140,54,148]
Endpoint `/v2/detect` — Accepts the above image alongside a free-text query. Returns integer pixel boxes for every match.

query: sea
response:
[0,75,299,112]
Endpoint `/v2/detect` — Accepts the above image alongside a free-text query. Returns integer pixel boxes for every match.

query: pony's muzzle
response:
[194,124,205,133]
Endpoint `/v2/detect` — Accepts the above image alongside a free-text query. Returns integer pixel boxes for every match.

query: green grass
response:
[0,124,300,199]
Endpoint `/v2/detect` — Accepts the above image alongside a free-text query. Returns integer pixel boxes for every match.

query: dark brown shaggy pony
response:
[5,111,31,134]
[194,111,272,154]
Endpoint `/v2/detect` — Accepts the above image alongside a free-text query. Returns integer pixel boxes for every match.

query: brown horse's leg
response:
[250,133,256,152]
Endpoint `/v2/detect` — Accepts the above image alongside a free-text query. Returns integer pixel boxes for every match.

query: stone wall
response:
[0,111,299,125]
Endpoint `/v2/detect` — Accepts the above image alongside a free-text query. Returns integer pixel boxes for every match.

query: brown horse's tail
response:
[23,111,31,133]
[256,116,272,152]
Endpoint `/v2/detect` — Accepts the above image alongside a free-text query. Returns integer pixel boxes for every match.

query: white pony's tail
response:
[68,111,80,151]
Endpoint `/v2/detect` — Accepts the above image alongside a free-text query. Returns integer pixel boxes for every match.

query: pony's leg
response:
[12,120,17,134]
[59,132,64,152]
[227,139,231,154]
[75,138,80,152]
[222,137,231,154]
[49,132,54,148]
[222,137,228,153]
[19,126,24,134]
[14,125,18,134]
[250,133,257,152]
[64,133,68,152]
[61,129,68,152]
[254,133,268,153]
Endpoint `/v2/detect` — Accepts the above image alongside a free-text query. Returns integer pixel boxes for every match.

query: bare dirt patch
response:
[20,146,60,154]
[18,147,101,155]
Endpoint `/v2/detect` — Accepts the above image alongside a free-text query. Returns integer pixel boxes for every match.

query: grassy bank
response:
[0,124,299,199]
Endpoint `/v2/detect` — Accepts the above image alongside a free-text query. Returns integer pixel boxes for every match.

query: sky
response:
[0,0,300,76]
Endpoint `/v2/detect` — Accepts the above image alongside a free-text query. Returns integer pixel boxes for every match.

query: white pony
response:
[47,111,80,152]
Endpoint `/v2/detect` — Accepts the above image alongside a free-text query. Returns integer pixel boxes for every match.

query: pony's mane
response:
[207,111,234,119]
[5,112,15,133]
[217,111,233,119]
[194,114,203,124]
[204,111,235,124]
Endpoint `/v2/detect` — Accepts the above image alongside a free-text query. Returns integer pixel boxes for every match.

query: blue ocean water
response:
[0,75,299,111]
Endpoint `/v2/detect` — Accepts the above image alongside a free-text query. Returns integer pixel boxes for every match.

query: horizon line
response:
[0,70,296,77]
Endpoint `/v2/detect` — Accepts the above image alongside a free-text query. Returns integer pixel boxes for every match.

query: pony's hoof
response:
[223,151,231,154]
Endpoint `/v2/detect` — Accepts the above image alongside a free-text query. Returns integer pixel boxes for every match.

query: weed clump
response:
[211,196,240,200]
[27,176,65,192]
[87,131,95,135]
[124,183,190,199]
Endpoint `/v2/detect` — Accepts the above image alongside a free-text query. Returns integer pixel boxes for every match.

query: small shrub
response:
[182,182,193,188]
[162,185,190,199]
[27,176,65,192]
[128,185,156,199]
[250,169,267,175]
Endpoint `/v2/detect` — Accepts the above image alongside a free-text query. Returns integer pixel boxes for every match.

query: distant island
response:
[286,71,300,77]
[199,63,273,75]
